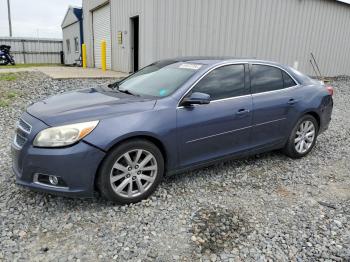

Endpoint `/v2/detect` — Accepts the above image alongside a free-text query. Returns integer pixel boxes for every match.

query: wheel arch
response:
[303,111,321,130]
[93,134,168,192]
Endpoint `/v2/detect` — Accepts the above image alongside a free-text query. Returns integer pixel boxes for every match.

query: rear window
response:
[282,71,297,88]
[288,67,313,84]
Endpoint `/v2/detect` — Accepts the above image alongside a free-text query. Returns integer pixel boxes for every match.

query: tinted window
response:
[251,65,283,93]
[282,71,296,88]
[191,65,246,100]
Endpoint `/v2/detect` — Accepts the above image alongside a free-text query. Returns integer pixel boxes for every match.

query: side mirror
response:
[181,92,211,106]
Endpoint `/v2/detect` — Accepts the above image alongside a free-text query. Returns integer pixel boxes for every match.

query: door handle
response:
[287,99,298,105]
[236,109,250,115]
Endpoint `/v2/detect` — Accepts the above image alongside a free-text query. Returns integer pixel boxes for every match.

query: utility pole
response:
[7,0,13,37]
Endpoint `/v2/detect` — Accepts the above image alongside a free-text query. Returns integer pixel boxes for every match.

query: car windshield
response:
[117,62,203,97]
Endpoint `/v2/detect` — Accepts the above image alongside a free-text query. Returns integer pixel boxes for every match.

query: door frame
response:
[130,15,140,73]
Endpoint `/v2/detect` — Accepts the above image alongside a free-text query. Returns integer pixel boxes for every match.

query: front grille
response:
[13,118,32,149]
[18,118,32,134]
[14,133,27,148]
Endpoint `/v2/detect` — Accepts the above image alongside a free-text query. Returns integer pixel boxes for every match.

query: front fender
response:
[83,108,178,170]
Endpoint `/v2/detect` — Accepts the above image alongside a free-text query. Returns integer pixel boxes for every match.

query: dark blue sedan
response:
[12,58,333,203]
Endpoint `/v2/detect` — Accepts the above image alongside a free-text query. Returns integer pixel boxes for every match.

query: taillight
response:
[326,86,334,96]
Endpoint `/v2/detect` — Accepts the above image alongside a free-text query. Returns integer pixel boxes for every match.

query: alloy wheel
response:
[294,120,316,154]
[110,149,158,198]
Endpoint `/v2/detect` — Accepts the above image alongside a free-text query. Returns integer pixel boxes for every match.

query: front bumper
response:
[12,112,105,198]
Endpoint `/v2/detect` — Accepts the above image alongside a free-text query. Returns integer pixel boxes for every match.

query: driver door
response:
[176,64,253,168]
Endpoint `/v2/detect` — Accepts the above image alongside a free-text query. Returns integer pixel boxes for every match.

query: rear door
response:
[250,64,299,148]
[177,64,253,168]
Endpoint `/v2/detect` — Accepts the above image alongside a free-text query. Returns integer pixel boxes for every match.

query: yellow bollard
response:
[101,40,106,71]
[82,43,87,69]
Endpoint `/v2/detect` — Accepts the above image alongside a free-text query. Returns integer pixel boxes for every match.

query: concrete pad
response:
[0,66,128,79]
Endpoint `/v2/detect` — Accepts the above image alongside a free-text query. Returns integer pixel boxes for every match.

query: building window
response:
[74,37,79,53]
[66,39,71,54]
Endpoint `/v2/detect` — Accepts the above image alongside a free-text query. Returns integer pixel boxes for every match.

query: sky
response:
[0,0,82,39]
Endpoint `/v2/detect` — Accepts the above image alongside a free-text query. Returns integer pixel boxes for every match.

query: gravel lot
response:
[0,72,349,261]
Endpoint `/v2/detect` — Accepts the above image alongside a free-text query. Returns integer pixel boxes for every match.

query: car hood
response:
[27,87,157,126]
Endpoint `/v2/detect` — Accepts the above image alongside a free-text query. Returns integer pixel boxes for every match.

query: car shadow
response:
[10,150,291,209]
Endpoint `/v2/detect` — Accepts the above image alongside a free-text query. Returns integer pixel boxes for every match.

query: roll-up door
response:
[93,4,111,69]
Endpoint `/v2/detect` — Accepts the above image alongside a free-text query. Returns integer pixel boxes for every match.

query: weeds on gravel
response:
[0,73,17,81]
[0,89,19,107]
[0,99,9,107]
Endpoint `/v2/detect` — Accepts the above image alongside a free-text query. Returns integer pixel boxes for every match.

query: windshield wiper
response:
[107,82,139,96]
[107,82,119,89]
[118,89,139,96]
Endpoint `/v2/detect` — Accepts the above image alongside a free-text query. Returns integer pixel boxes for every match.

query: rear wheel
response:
[97,139,164,204]
[283,115,318,158]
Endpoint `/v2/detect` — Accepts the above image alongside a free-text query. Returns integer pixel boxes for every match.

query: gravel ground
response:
[0,72,349,261]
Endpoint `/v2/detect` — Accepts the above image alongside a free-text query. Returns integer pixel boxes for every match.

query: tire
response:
[283,114,319,158]
[97,139,164,204]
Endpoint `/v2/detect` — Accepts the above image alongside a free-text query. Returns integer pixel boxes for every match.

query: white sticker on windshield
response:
[179,63,202,70]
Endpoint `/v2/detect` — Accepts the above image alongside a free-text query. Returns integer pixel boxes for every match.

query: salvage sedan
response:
[12,58,333,203]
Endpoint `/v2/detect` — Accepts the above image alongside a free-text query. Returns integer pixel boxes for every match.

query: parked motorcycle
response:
[0,45,16,65]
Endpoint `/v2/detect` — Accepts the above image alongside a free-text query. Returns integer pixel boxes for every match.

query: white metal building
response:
[82,0,350,76]
[61,6,84,65]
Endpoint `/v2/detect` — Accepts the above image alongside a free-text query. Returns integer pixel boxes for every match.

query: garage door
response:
[93,4,111,69]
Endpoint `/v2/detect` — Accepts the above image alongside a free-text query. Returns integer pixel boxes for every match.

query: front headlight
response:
[33,120,99,147]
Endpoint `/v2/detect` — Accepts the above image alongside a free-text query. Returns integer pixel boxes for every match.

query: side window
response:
[191,64,246,100]
[74,37,79,53]
[251,65,283,93]
[66,39,71,54]
[282,71,297,88]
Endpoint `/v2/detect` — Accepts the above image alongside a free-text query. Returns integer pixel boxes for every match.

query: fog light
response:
[48,175,58,186]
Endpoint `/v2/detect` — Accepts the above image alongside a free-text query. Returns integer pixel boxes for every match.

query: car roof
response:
[160,56,285,66]
[156,57,313,85]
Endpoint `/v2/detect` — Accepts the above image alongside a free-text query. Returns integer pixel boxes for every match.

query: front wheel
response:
[97,139,164,204]
[283,115,318,158]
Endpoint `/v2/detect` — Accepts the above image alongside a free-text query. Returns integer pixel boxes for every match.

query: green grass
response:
[0,99,9,107]
[0,91,19,107]
[0,73,17,81]
[0,79,20,107]
[0,63,62,69]
[6,91,17,99]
